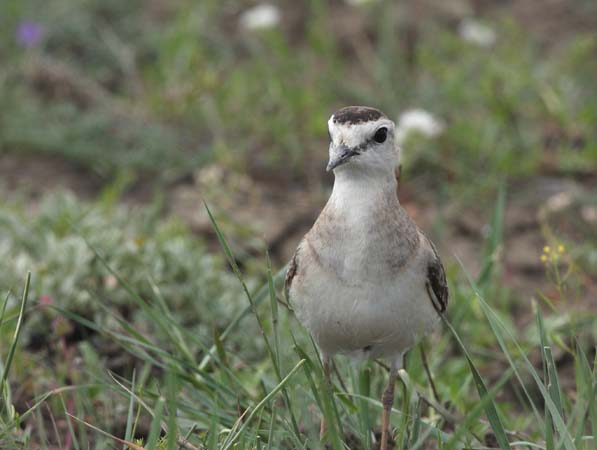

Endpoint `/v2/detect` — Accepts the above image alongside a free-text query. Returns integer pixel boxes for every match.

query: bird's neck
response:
[330,170,399,212]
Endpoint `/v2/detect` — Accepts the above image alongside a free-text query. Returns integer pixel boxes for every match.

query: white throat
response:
[330,168,398,213]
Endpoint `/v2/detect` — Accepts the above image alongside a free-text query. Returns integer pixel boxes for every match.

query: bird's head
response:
[327,106,399,176]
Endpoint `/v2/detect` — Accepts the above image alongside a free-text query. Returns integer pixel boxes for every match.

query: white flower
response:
[458,18,496,47]
[546,192,572,212]
[239,4,280,30]
[395,109,444,144]
[582,206,597,224]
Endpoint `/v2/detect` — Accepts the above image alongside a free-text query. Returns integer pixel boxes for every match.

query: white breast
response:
[289,181,440,361]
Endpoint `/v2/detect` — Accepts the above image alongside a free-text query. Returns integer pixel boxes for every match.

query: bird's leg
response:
[380,365,399,450]
[320,358,331,440]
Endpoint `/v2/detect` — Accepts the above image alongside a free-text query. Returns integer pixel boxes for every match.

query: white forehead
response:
[328,116,394,147]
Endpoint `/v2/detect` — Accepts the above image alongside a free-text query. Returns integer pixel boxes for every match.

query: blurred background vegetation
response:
[0,0,596,449]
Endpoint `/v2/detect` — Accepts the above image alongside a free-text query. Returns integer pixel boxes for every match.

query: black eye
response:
[373,127,387,143]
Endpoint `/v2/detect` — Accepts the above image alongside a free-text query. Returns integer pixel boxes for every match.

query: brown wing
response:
[284,249,299,301]
[424,238,449,314]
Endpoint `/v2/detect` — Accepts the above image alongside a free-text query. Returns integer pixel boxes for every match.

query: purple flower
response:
[16,21,44,48]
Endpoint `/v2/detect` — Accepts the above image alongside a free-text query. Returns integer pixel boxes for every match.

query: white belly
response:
[290,251,439,361]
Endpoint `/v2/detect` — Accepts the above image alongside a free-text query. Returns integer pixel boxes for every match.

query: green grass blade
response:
[265,251,280,372]
[536,303,554,450]
[396,369,413,450]
[124,369,137,449]
[319,368,344,450]
[343,391,455,449]
[166,369,179,450]
[61,395,81,450]
[546,395,554,450]
[357,364,372,450]
[545,346,564,419]
[509,441,547,449]
[79,236,201,365]
[54,300,248,403]
[205,204,302,440]
[204,203,255,307]
[305,336,344,450]
[441,316,510,450]
[477,181,506,288]
[266,402,276,450]
[198,267,287,370]
[458,257,545,425]
[207,413,218,450]
[2,384,102,430]
[409,398,422,448]
[576,342,596,449]
[222,358,305,450]
[0,291,10,331]
[146,275,196,363]
[291,336,323,410]
[0,272,30,405]
[460,265,577,450]
[265,250,301,439]
[535,300,549,381]
[146,395,166,450]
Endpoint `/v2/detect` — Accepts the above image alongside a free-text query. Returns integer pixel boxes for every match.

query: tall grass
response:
[2,190,594,449]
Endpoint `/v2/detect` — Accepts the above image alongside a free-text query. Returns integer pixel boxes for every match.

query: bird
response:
[285,106,448,450]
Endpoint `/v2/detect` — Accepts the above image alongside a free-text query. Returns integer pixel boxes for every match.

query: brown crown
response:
[332,106,387,125]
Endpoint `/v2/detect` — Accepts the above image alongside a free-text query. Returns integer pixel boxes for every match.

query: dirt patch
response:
[489,0,597,46]
[0,153,102,205]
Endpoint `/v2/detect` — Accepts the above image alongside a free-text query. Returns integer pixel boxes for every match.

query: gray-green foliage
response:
[0,193,260,352]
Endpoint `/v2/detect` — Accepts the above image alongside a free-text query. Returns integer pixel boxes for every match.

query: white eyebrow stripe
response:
[328,118,395,149]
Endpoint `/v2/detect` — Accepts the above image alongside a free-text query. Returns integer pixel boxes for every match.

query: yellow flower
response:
[540,254,548,263]
[543,246,551,253]
[558,244,565,253]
